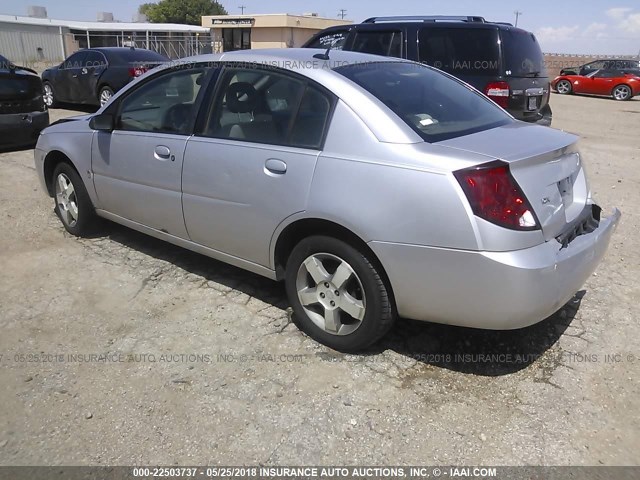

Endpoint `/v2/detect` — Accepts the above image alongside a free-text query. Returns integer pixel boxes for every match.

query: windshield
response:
[335,62,512,143]
[501,29,546,77]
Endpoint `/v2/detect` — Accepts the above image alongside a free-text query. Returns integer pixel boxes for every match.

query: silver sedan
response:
[34,49,620,351]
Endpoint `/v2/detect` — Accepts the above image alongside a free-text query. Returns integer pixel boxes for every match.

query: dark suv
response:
[0,54,49,149]
[304,15,552,125]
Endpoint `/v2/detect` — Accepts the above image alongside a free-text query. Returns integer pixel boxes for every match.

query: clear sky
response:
[0,0,639,55]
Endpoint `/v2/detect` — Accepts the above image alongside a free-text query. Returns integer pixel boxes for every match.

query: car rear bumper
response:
[0,110,49,148]
[369,206,621,330]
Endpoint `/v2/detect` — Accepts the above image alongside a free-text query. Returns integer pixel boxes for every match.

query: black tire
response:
[52,163,98,237]
[556,79,572,95]
[43,81,57,108]
[612,84,631,101]
[285,235,395,352]
[98,86,114,107]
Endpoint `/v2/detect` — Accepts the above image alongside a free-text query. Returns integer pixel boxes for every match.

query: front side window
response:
[200,67,333,149]
[336,62,512,143]
[117,66,207,135]
[352,31,403,58]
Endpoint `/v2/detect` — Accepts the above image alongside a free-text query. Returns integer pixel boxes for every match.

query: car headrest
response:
[226,82,258,114]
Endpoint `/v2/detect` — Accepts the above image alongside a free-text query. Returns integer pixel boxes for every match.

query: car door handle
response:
[265,159,287,175]
[154,145,173,161]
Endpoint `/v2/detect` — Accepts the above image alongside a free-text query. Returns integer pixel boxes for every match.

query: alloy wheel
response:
[55,173,78,227]
[43,84,54,107]
[556,80,571,94]
[295,253,366,336]
[613,85,630,101]
[99,89,112,107]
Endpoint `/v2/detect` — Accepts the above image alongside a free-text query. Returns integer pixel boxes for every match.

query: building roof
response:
[0,13,209,32]
[202,13,352,30]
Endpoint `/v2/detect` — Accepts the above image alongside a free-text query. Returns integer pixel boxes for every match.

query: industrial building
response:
[201,14,352,52]
[0,6,210,65]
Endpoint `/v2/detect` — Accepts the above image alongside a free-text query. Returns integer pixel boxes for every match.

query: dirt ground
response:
[0,93,638,466]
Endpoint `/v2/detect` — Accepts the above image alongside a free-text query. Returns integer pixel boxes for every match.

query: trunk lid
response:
[439,122,589,240]
[0,70,44,114]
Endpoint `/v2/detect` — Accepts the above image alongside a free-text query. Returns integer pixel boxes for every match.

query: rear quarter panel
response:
[302,100,479,251]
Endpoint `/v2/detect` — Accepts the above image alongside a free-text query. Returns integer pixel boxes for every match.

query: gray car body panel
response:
[35,48,620,329]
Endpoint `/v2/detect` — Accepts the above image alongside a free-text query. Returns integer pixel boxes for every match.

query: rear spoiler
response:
[5,63,38,75]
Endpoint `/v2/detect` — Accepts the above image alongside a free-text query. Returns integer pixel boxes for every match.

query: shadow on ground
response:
[89,220,583,377]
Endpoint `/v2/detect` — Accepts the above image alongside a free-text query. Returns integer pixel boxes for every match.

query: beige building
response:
[201,14,352,53]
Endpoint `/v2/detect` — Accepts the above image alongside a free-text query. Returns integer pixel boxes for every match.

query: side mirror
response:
[89,114,114,132]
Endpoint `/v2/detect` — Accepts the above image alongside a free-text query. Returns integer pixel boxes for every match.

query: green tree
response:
[139,0,227,25]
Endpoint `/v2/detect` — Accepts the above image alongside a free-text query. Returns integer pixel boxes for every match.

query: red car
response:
[552,69,640,101]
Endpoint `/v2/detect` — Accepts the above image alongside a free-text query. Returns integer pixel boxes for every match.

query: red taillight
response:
[484,81,510,108]
[454,161,539,231]
[128,67,147,77]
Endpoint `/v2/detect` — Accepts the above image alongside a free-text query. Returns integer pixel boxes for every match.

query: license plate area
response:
[558,176,574,206]
[527,96,539,111]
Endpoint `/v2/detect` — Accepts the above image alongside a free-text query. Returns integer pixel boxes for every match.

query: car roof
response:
[315,20,521,32]
[180,48,406,72]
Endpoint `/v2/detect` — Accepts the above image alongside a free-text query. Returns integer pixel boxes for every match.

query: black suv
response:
[560,59,640,77]
[0,54,49,149]
[304,15,552,125]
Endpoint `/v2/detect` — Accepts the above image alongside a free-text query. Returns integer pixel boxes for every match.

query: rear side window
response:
[63,51,87,69]
[418,28,500,76]
[501,30,546,77]
[306,30,349,51]
[352,31,403,58]
[84,51,107,68]
[336,62,511,143]
[201,67,333,149]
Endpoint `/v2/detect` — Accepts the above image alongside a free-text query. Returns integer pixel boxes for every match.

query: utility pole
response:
[514,10,523,27]
[338,9,347,20]
[239,5,246,14]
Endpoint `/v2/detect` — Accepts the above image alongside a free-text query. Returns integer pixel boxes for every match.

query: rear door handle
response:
[265,159,287,175]
[154,145,173,161]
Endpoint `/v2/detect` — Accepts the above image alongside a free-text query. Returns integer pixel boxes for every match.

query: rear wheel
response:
[285,235,395,352]
[612,84,631,101]
[52,163,98,236]
[98,86,114,107]
[556,80,572,95]
[43,82,56,107]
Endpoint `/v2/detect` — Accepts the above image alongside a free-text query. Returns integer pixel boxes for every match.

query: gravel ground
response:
[0,93,638,466]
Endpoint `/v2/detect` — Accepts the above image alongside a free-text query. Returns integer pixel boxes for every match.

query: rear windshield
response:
[106,49,169,65]
[501,29,546,77]
[0,54,11,69]
[0,75,39,99]
[418,27,500,76]
[336,62,511,143]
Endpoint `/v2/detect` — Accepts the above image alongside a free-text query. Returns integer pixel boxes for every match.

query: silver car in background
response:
[34,49,620,352]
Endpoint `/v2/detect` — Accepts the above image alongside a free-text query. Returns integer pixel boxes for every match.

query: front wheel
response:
[98,86,114,107]
[285,236,395,352]
[52,163,98,236]
[555,80,572,95]
[612,84,631,101]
